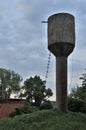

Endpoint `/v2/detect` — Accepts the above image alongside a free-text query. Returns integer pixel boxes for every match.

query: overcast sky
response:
[0,0,86,100]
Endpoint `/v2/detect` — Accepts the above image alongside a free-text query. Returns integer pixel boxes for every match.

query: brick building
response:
[0,99,26,118]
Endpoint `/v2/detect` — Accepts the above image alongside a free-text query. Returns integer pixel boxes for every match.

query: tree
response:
[68,70,86,113]
[0,68,22,99]
[69,70,86,102]
[20,75,53,107]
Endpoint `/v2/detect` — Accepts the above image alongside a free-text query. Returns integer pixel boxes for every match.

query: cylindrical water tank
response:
[48,13,75,57]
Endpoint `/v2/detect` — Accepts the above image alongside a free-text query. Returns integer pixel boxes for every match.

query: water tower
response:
[48,13,75,112]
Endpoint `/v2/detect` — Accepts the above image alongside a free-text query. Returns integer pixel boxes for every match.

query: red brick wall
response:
[0,100,25,118]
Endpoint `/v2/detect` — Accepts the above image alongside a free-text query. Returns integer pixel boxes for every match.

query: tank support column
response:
[56,57,67,112]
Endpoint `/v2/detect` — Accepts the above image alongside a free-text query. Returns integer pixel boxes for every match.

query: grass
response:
[0,109,86,130]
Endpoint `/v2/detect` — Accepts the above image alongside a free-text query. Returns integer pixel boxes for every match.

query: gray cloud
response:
[0,0,86,100]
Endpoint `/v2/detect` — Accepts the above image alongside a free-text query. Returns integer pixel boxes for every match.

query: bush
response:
[39,100,53,110]
[68,97,86,113]
[9,103,38,117]
[9,108,23,117]
[9,100,53,118]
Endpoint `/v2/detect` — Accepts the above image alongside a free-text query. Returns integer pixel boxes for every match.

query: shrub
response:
[9,108,23,117]
[68,97,86,113]
[9,103,38,117]
[39,100,53,110]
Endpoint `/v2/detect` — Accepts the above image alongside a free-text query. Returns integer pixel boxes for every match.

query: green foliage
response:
[69,86,80,99]
[10,101,53,117]
[0,68,22,99]
[69,70,86,113]
[0,109,86,130]
[39,100,53,110]
[9,108,23,117]
[69,86,86,102]
[9,75,53,118]
[68,97,86,113]
[20,75,53,107]
[69,70,86,103]
[9,103,38,118]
